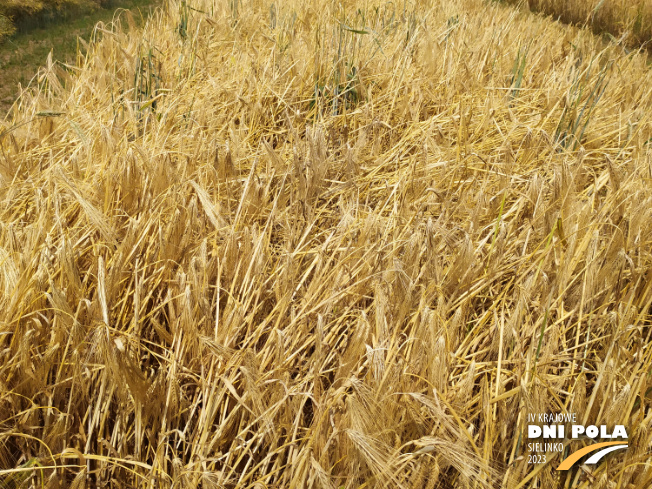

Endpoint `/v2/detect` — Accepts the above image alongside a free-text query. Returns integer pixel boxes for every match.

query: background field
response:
[0,0,158,114]
[1,0,652,488]
[506,0,652,50]
[0,0,113,42]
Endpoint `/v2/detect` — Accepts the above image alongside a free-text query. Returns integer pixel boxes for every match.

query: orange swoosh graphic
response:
[557,441,627,470]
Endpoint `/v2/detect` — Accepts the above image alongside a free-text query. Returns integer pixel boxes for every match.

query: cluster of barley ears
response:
[1,0,652,487]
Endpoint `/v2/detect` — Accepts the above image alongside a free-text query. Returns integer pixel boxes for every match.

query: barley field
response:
[1,0,652,487]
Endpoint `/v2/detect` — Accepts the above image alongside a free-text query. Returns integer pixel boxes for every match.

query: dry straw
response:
[1,0,652,487]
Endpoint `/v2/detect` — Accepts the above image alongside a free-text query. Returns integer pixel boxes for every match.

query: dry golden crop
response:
[507,0,652,49]
[1,0,652,487]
